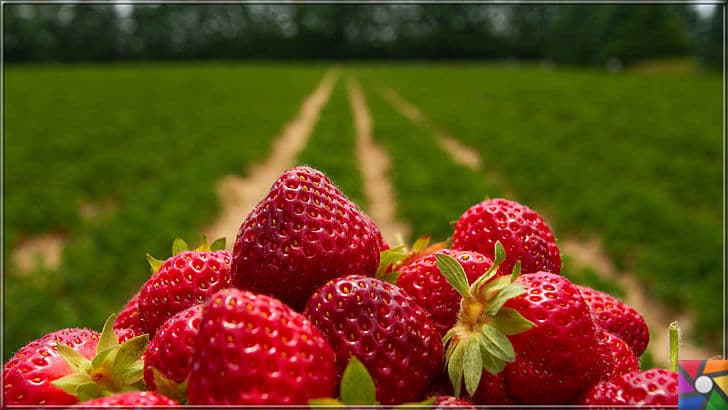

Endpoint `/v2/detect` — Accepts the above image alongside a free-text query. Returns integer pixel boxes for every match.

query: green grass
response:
[360,82,501,243]
[4,63,328,358]
[355,63,722,346]
[297,79,366,208]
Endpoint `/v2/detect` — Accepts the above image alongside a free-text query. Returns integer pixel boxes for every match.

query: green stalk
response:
[668,321,679,372]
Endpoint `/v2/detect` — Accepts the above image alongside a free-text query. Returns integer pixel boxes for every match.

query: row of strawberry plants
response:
[356,64,722,345]
[4,64,328,358]
[297,79,366,207]
[358,79,626,296]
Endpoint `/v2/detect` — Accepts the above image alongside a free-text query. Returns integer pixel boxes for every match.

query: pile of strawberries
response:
[3,166,678,407]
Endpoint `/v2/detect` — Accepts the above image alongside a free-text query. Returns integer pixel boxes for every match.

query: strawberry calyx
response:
[146,236,226,273]
[436,242,535,397]
[149,367,188,404]
[376,234,448,283]
[52,314,149,401]
[309,357,435,408]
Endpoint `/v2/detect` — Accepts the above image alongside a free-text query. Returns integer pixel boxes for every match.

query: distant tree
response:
[3,4,66,61]
[595,5,692,65]
[697,6,724,71]
[506,5,558,59]
[545,5,610,64]
[59,4,121,61]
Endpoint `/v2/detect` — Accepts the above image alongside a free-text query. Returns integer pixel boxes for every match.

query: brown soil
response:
[380,87,481,171]
[348,79,411,245]
[204,69,339,246]
[13,233,65,274]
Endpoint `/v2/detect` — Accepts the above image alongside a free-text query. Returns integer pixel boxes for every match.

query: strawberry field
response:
[4,60,722,375]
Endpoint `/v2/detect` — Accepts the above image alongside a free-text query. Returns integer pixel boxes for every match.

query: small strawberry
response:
[113,290,142,334]
[396,248,505,335]
[138,237,231,337]
[599,330,640,380]
[232,166,383,310]
[436,244,608,405]
[452,198,561,275]
[3,329,100,405]
[76,391,179,407]
[3,316,148,406]
[582,368,678,406]
[582,321,679,406]
[304,275,443,404]
[143,304,203,400]
[433,395,476,408]
[187,288,336,405]
[576,284,650,356]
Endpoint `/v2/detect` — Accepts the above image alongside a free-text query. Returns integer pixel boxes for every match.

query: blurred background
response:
[3,3,724,367]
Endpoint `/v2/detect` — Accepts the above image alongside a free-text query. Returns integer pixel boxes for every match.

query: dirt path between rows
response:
[204,69,339,245]
[348,79,411,245]
[12,233,65,274]
[378,85,715,364]
[380,87,481,171]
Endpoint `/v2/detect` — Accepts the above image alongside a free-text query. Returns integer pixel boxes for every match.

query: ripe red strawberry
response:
[77,391,179,407]
[187,288,336,405]
[396,248,505,336]
[598,330,640,380]
[576,284,649,356]
[433,395,476,408]
[3,329,100,405]
[138,238,232,337]
[143,304,203,395]
[500,272,609,403]
[452,198,561,275]
[4,317,149,406]
[303,275,443,405]
[582,368,678,406]
[113,290,142,333]
[232,166,383,310]
[436,248,608,405]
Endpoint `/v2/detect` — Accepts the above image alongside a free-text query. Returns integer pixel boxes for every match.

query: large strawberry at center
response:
[232,166,383,310]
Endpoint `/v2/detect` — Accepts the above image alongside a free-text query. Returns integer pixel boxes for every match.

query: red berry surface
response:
[143,304,203,391]
[232,166,383,310]
[3,328,99,406]
[583,368,678,406]
[452,198,561,274]
[577,284,650,356]
[433,395,476,408]
[599,330,640,380]
[138,249,232,337]
[187,288,336,405]
[113,290,143,334]
[77,391,179,407]
[304,275,443,405]
[396,249,504,336]
[499,272,608,404]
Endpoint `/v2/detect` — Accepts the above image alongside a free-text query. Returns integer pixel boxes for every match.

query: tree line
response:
[3,4,723,69]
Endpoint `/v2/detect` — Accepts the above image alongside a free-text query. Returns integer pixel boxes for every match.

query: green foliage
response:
[360,81,501,243]
[297,80,366,207]
[4,63,327,359]
[356,64,722,346]
[697,6,724,71]
[4,4,701,65]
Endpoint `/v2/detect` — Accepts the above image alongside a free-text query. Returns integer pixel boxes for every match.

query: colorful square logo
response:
[678,360,728,410]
